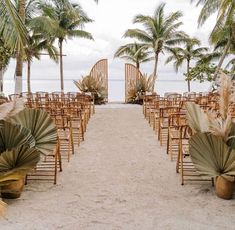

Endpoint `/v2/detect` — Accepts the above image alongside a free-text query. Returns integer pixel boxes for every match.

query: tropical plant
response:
[114,42,153,69]
[14,0,26,94]
[187,63,216,83]
[186,72,235,198]
[124,3,185,89]
[127,74,155,104]
[0,39,12,94]
[211,22,235,77]
[25,33,58,92]
[14,0,59,93]
[166,36,208,91]
[191,0,235,79]
[32,0,93,91]
[0,0,28,53]
[74,75,106,104]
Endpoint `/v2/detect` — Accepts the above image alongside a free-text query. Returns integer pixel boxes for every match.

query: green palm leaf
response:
[8,108,57,156]
[189,132,235,181]
[0,145,40,185]
[0,120,35,154]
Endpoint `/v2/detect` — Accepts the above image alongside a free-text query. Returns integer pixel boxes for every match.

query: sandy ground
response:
[1,105,235,230]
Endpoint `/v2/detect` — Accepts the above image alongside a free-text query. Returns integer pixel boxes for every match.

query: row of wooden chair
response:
[143,92,220,185]
[21,91,94,184]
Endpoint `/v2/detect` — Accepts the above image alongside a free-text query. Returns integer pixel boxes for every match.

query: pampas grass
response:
[207,72,235,141]
[218,72,235,120]
[127,74,155,104]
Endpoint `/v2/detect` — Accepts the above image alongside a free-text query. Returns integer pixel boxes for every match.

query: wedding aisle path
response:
[1,105,235,230]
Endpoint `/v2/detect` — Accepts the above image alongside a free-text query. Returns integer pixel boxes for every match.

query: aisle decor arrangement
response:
[186,72,235,199]
[0,99,57,216]
[74,74,107,104]
[127,74,155,104]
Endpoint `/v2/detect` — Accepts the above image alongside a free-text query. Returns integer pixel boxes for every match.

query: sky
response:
[5,0,217,82]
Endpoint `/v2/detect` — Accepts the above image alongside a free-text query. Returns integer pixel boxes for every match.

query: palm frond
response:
[8,108,57,156]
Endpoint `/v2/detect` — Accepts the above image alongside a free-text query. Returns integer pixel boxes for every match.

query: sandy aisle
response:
[1,105,235,230]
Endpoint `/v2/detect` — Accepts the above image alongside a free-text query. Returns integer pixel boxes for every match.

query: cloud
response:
[5,0,215,84]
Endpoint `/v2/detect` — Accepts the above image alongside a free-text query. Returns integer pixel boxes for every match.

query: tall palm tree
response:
[166,37,208,91]
[32,0,93,91]
[114,43,153,69]
[14,0,26,94]
[191,0,235,78]
[0,39,11,94]
[191,0,234,27]
[124,3,185,85]
[25,34,58,92]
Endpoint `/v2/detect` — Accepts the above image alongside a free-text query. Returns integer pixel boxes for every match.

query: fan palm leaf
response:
[8,108,57,156]
[0,145,40,185]
[189,132,235,181]
[0,120,35,154]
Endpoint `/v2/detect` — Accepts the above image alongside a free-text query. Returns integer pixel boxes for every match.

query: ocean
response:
[3,79,211,102]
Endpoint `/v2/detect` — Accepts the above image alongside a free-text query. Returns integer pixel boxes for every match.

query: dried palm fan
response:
[186,72,235,199]
[0,120,35,154]
[8,108,57,156]
[0,145,40,185]
[189,133,235,182]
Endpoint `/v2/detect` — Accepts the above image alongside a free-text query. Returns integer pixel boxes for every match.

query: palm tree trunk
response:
[153,52,159,77]
[14,0,26,94]
[152,52,159,92]
[0,67,3,94]
[213,38,232,81]
[187,59,191,92]
[27,59,31,93]
[59,39,64,91]
[136,61,140,70]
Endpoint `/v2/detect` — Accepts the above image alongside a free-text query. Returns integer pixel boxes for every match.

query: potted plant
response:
[0,102,57,202]
[0,145,40,199]
[186,72,235,199]
[74,74,107,105]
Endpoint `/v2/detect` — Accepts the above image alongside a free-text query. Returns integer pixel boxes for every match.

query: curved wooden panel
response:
[125,63,144,103]
[89,59,108,102]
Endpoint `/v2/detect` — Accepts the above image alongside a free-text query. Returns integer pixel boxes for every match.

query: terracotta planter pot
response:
[215,176,234,200]
[1,178,25,199]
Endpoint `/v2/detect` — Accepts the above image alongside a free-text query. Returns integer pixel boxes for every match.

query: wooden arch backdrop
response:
[125,63,144,103]
[89,59,108,102]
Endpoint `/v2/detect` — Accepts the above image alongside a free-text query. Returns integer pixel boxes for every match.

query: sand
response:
[1,104,235,230]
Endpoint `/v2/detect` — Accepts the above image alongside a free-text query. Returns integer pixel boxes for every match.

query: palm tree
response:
[0,39,11,94]
[114,43,153,69]
[124,3,185,86]
[25,34,58,92]
[14,0,26,94]
[166,36,208,91]
[32,0,93,91]
[191,0,234,27]
[0,0,28,52]
[210,21,235,78]
[191,0,235,78]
